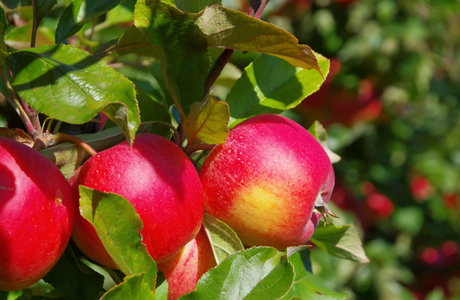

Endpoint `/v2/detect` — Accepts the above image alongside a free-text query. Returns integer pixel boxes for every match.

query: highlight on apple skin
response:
[69,133,204,268]
[158,227,217,300]
[0,137,75,291]
[199,114,335,249]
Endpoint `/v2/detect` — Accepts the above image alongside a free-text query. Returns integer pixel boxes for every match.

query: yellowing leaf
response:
[183,95,229,146]
[194,5,321,74]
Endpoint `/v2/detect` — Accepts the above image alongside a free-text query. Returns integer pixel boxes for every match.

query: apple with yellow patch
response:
[199,114,335,249]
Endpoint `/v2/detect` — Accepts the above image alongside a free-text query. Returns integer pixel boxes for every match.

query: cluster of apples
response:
[0,114,335,298]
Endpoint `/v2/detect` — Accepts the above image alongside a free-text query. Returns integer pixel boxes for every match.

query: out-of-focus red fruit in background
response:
[410,176,432,201]
[365,193,394,219]
[442,193,459,208]
[296,58,382,128]
[359,181,376,196]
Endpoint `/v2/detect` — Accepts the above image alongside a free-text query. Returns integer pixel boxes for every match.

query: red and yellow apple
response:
[0,136,75,291]
[158,227,217,300]
[199,114,335,249]
[69,133,203,268]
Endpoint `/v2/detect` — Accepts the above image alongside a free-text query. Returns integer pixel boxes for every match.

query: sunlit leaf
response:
[56,0,122,43]
[79,186,157,290]
[134,0,211,119]
[179,247,294,300]
[7,44,140,145]
[4,20,54,50]
[100,273,156,300]
[280,251,348,300]
[194,5,320,72]
[310,222,370,263]
[183,95,229,146]
[202,212,244,264]
[94,25,157,58]
[175,0,221,13]
[227,53,329,127]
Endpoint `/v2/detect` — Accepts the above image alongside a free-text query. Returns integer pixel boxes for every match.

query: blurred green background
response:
[1,0,459,299]
[255,0,460,299]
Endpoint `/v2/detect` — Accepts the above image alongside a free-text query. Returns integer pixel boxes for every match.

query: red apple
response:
[158,227,217,300]
[69,133,203,268]
[0,136,75,291]
[199,114,335,249]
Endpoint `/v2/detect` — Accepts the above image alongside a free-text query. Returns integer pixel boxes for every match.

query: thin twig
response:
[0,70,37,136]
[202,49,235,100]
[31,0,38,48]
[53,133,98,156]
[185,143,216,156]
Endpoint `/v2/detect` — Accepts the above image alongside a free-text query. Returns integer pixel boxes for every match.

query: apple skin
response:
[69,133,203,268]
[158,227,217,300]
[199,114,335,249]
[0,136,75,291]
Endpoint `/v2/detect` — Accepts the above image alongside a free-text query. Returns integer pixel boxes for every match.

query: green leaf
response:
[136,87,172,137]
[100,273,156,300]
[79,186,157,290]
[35,0,57,27]
[42,246,104,300]
[134,0,211,119]
[4,20,54,50]
[280,251,347,300]
[183,95,229,146]
[226,53,329,127]
[0,23,7,67]
[7,44,140,145]
[55,0,122,43]
[308,121,341,164]
[0,6,7,29]
[202,212,244,264]
[286,245,310,258]
[194,5,320,72]
[105,1,136,25]
[175,0,221,13]
[154,272,168,300]
[94,25,157,58]
[179,247,294,300]
[310,222,370,263]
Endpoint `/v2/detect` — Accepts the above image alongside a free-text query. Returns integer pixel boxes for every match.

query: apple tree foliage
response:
[0,0,371,299]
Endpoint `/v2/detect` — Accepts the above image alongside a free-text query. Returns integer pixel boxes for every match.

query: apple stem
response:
[53,133,98,156]
[185,143,216,156]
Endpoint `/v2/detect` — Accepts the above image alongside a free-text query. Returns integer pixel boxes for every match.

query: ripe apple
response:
[199,114,335,249]
[158,227,217,300]
[69,133,203,268]
[0,136,75,291]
